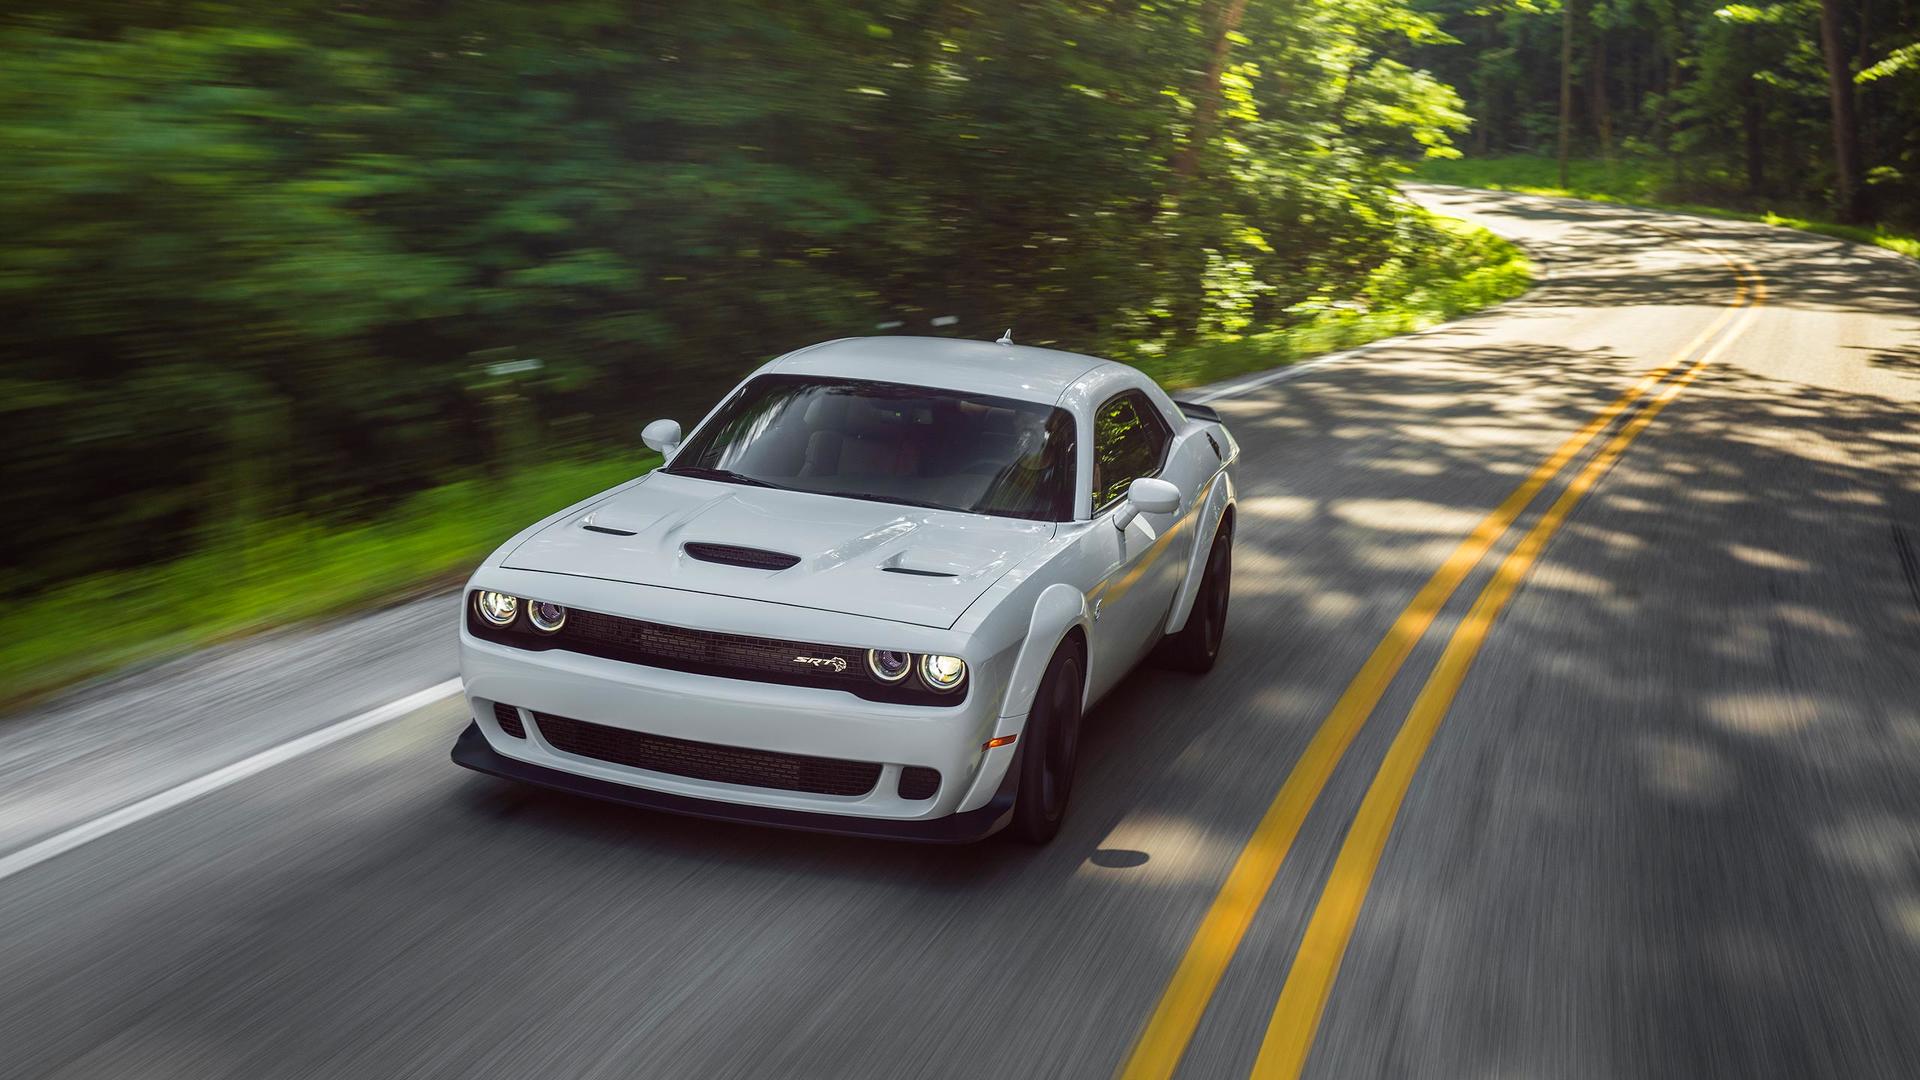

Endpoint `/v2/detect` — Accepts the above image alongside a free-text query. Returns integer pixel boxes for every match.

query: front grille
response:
[492,702,526,738]
[534,712,881,797]
[898,766,941,801]
[684,542,801,570]
[467,600,963,706]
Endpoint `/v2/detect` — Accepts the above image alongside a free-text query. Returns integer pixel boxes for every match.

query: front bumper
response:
[452,722,1018,842]
[457,608,1025,834]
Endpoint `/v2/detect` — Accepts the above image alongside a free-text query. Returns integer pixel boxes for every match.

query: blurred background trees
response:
[2,0,1470,595]
[1408,0,1919,224]
[4,0,1908,612]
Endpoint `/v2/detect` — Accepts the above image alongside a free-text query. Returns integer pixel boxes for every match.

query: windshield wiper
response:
[665,466,787,490]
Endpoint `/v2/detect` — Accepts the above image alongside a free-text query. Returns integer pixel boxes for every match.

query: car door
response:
[1081,388,1181,699]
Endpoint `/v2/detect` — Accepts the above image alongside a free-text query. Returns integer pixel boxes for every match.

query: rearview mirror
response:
[641,418,682,457]
[1113,476,1181,530]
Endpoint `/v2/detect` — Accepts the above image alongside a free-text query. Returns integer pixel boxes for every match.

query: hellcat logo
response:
[792,655,848,673]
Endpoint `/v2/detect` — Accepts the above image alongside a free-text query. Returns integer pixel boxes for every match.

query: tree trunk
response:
[1172,0,1251,180]
[1622,33,1637,130]
[1558,0,1575,187]
[1589,27,1613,162]
[1743,26,1765,194]
[1855,0,1872,136]
[1817,0,1864,222]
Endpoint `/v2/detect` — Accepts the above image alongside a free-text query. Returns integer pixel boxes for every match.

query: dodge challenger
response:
[453,335,1238,842]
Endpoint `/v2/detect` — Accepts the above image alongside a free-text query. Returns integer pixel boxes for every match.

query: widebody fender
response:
[1165,470,1235,635]
[1000,582,1092,720]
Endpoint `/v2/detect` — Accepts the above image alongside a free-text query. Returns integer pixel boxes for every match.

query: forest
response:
[2,0,1913,697]
[1410,0,1920,227]
[2,1,1492,595]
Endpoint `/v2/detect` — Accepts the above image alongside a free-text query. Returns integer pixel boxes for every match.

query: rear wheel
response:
[1158,524,1232,673]
[1009,644,1085,844]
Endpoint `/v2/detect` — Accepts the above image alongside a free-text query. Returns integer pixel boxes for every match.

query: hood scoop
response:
[881,566,957,578]
[580,510,638,537]
[683,541,801,571]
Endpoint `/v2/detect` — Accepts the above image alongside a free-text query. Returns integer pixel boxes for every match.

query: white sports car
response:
[453,335,1238,842]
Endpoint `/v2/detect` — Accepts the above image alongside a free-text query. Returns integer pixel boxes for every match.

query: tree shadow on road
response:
[1292,354,1920,1079]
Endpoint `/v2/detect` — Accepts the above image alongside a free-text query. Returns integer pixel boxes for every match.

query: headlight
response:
[918,654,967,692]
[528,600,567,633]
[867,648,912,683]
[474,590,519,627]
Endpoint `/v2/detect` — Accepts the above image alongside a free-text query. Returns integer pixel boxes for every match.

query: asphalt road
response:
[5,187,1920,1080]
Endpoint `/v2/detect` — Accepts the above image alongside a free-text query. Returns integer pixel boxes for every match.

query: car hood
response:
[501,471,1054,629]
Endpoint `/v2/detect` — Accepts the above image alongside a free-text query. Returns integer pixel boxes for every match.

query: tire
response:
[1009,643,1085,845]
[1157,524,1232,674]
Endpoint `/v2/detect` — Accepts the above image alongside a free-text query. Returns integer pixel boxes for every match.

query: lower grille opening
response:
[492,702,526,739]
[534,712,881,797]
[898,766,941,801]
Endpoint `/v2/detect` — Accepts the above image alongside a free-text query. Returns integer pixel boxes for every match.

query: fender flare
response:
[1000,582,1092,721]
[1164,472,1234,635]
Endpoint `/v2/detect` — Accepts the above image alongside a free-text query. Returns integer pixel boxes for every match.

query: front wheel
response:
[1157,524,1232,673]
[1009,643,1085,845]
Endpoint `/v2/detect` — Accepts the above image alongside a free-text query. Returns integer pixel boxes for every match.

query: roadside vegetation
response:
[1,2,1539,704]
[1416,155,1920,259]
[0,458,651,705]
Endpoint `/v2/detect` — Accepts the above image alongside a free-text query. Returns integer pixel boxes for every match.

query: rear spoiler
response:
[1172,399,1220,423]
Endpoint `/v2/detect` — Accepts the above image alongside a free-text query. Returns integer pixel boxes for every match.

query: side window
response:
[1092,390,1172,511]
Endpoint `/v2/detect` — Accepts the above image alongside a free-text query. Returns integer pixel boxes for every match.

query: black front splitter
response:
[450,721,1017,844]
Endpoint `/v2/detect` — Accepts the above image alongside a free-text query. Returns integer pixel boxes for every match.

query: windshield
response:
[666,374,1077,521]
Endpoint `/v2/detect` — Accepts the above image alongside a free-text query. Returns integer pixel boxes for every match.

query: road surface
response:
[4,187,1919,1079]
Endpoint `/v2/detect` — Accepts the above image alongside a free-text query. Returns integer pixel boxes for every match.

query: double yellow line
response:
[1119,241,1766,1080]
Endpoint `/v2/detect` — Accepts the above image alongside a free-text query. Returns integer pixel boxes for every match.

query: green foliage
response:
[1859,42,1920,82]
[1135,213,1533,388]
[0,455,653,706]
[1,0,1491,590]
[1,0,1537,697]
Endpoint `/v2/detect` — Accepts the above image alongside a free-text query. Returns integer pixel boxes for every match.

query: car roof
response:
[764,336,1126,406]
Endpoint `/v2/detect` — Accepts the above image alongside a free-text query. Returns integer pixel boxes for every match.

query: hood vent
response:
[881,566,957,578]
[583,524,638,536]
[684,542,801,571]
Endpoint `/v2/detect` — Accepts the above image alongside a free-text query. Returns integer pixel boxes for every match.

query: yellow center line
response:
[1246,254,1765,1080]
[1115,255,1757,1080]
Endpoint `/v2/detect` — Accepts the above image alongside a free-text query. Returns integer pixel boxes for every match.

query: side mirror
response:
[641,418,682,457]
[1113,476,1181,530]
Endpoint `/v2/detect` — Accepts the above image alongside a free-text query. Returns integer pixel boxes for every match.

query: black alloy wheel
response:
[1010,644,1084,844]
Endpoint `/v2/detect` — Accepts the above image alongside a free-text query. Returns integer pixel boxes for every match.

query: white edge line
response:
[1187,289,1537,405]
[0,677,463,885]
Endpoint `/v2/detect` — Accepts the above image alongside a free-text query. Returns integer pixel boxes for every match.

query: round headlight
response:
[918,654,967,692]
[867,649,912,683]
[528,600,567,633]
[474,590,519,627]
